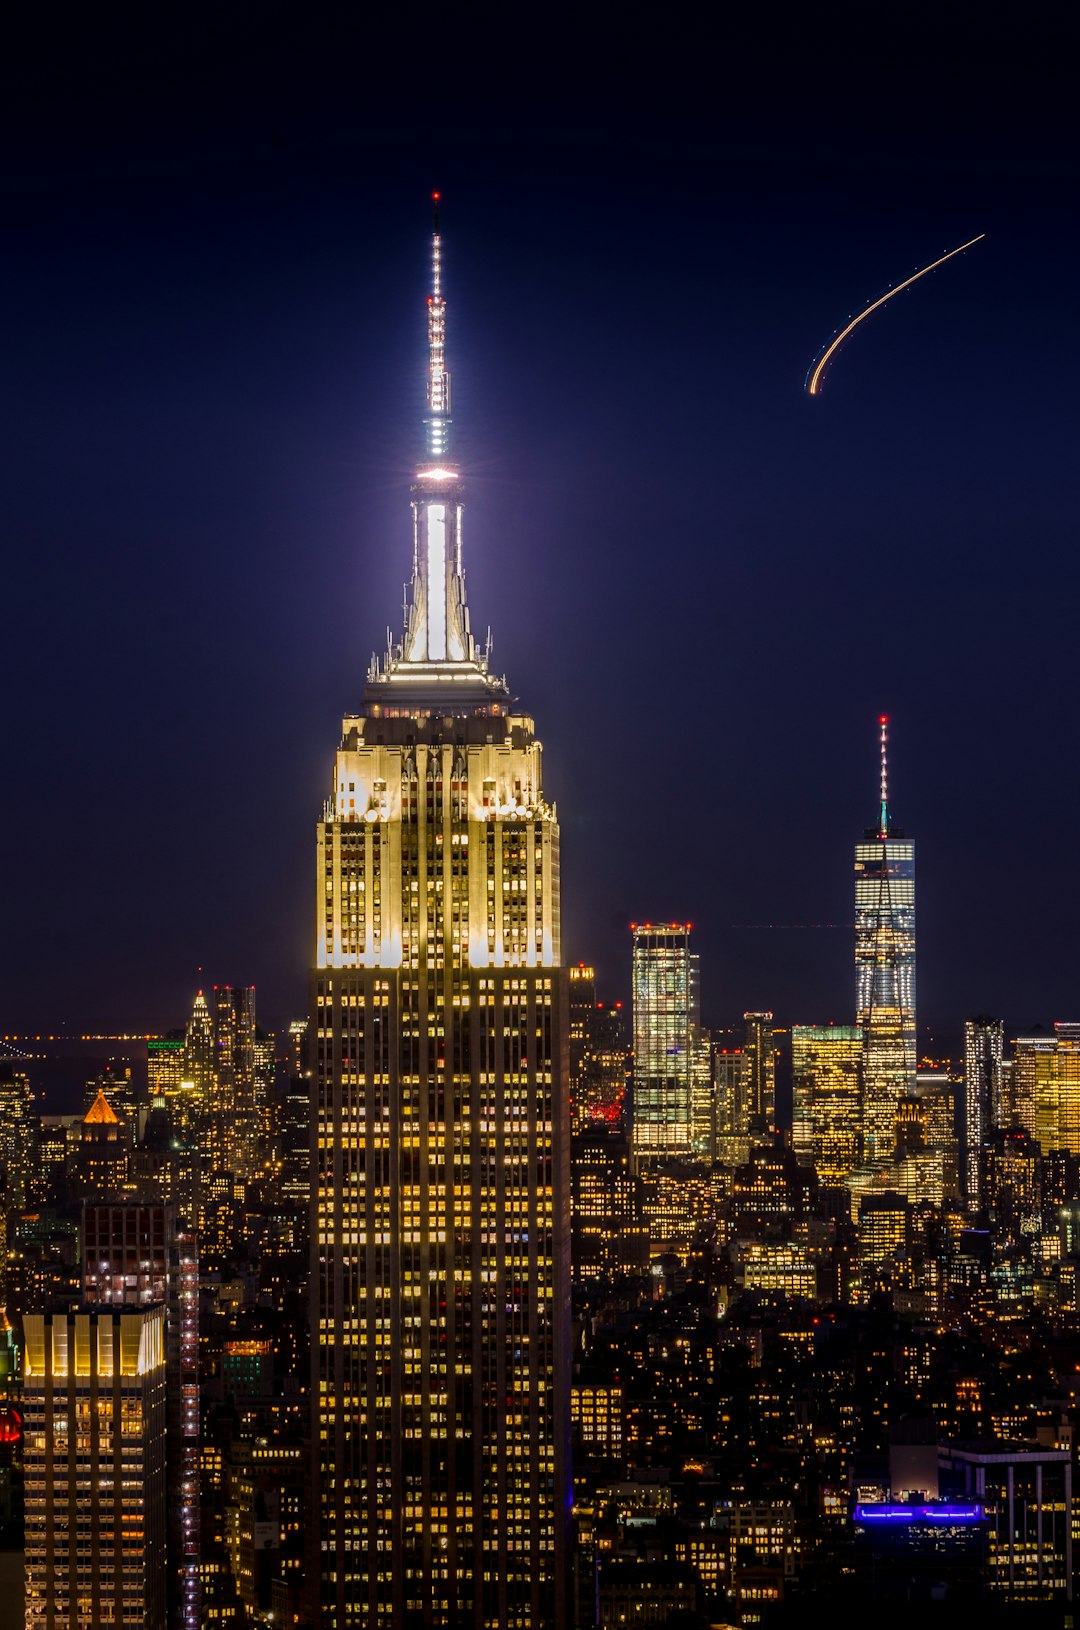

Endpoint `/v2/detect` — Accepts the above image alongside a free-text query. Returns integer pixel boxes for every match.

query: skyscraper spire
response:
[365,195,507,707]
[425,190,451,464]
[878,713,890,839]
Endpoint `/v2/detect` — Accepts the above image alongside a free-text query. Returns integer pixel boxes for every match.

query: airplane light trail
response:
[806,233,985,396]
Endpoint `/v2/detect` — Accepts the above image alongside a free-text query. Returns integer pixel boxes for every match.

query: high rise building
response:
[964,1016,1005,1210]
[74,1087,129,1198]
[688,1023,715,1160]
[855,717,916,1167]
[273,1019,311,1207]
[84,1060,140,1139]
[792,1024,862,1185]
[742,1010,777,1136]
[631,924,698,1160]
[211,985,257,1181]
[568,964,596,1133]
[983,1125,1041,1244]
[568,966,629,1132]
[0,1063,35,1214]
[1012,1023,1080,1157]
[571,1126,642,1281]
[730,1144,813,1240]
[252,1024,276,1154]
[23,1305,168,1630]
[184,988,214,1132]
[913,1068,961,1198]
[858,1191,910,1271]
[310,201,570,1628]
[713,1042,748,1166]
[148,1031,185,1092]
[83,1203,200,1630]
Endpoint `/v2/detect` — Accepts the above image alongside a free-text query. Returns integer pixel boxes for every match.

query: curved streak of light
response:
[807,233,986,396]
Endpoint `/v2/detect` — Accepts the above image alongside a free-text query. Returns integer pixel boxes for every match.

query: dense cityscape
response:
[1,194,1078,1630]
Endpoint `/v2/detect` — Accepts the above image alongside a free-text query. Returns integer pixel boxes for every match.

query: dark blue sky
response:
[2,6,1078,1046]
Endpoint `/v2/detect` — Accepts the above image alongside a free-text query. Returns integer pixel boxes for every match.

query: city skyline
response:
[4,12,1080,1621]
[3,13,1079,1043]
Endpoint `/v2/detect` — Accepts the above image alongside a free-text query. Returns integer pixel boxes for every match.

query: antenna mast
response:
[425,191,451,461]
[878,714,890,839]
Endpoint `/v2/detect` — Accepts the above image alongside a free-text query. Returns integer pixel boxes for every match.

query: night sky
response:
[2,7,1078,1048]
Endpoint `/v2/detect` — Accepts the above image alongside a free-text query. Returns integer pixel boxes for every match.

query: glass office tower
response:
[855,718,916,1167]
[631,924,697,1160]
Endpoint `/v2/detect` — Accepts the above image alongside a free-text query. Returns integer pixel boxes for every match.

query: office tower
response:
[791,1024,862,1185]
[713,1019,776,1153]
[148,1030,186,1103]
[938,1443,1073,1600]
[894,1094,926,1159]
[223,1436,306,1620]
[983,1125,1042,1245]
[855,717,916,1167]
[636,1163,718,1257]
[730,1145,813,1239]
[253,1025,276,1152]
[1046,1022,1080,1157]
[858,1191,910,1270]
[211,985,257,1180]
[84,1061,140,1139]
[568,965,595,1132]
[0,1064,35,1214]
[83,1203,200,1630]
[74,1087,129,1197]
[571,1127,642,1281]
[185,988,214,1118]
[275,1020,311,1207]
[631,923,697,1160]
[1011,1023,1080,1156]
[689,1023,715,1160]
[742,1011,776,1136]
[568,966,629,1132]
[311,203,570,1628]
[1003,1032,1043,1136]
[913,1068,960,1198]
[23,1305,168,1630]
[713,1043,748,1166]
[964,1016,1004,1210]
[996,1057,1015,1130]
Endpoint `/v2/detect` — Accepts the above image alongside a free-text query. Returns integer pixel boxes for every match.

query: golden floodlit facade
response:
[310,204,571,1628]
[23,1306,168,1630]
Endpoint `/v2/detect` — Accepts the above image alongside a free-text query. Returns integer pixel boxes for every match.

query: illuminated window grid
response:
[23,1307,167,1630]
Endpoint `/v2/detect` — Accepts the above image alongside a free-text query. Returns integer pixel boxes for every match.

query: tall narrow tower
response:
[854,717,916,1167]
[630,924,697,1160]
[964,1015,1004,1211]
[311,201,570,1629]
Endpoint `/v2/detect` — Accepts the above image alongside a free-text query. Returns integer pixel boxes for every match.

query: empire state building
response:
[310,203,571,1629]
